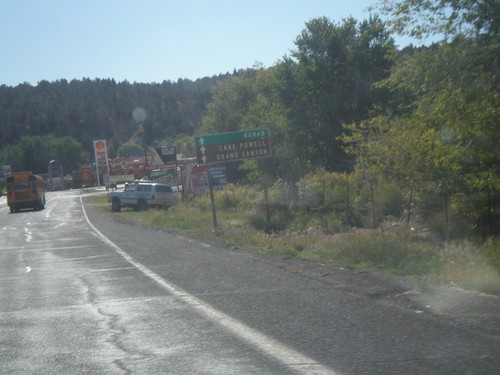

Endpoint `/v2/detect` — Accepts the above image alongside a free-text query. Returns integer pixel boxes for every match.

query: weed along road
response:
[0,190,499,374]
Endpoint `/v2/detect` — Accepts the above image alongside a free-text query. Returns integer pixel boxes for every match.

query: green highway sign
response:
[195,128,271,164]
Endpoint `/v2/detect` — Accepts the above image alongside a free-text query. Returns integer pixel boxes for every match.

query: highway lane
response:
[0,190,321,374]
[1,190,499,374]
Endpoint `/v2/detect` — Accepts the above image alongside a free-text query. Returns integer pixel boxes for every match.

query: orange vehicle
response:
[5,172,46,213]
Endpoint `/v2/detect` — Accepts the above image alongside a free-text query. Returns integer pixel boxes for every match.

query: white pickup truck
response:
[108,181,176,212]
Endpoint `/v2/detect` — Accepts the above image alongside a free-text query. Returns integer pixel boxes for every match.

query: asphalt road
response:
[0,189,499,374]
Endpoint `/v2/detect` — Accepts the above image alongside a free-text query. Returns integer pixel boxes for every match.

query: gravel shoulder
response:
[254,253,500,338]
[90,195,500,339]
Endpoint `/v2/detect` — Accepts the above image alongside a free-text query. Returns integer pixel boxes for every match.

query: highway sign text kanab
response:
[195,128,271,165]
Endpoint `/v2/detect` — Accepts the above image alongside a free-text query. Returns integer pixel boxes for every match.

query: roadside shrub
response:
[425,211,472,241]
[249,179,295,233]
[189,192,212,212]
[219,183,257,211]
[375,181,406,218]
[265,178,296,209]
[292,210,345,234]
[248,214,289,233]
[483,237,500,271]
[452,191,500,238]
[431,240,500,294]
[309,230,440,275]
[296,169,359,228]
[296,168,330,210]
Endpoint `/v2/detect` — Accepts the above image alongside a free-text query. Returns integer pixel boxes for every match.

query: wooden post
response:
[444,194,449,242]
[346,178,351,227]
[407,188,413,230]
[370,181,376,228]
[208,167,217,229]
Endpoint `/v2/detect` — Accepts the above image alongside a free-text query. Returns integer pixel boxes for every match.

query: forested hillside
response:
[0,74,230,168]
[0,15,396,176]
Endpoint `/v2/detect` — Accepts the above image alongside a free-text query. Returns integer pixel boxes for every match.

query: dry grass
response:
[89,193,500,295]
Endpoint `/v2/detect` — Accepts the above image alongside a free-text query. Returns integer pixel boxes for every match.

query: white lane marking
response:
[20,245,94,252]
[79,197,338,375]
[24,227,32,243]
[90,266,136,272]
[1,246,26,251]
[22,237,87,243]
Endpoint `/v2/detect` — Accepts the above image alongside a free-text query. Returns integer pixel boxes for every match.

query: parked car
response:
[107,181,176,212]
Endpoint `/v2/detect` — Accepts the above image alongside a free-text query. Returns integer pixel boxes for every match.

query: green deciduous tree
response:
[200,69,259,135]
[199,66,291,182]
[0,135,86,174]
[275,16,395,174]
[373,0,500,39]
[343,24,499,235]
[117,143,144,157]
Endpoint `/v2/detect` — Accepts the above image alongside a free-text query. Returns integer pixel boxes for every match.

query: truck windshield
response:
[125,183,137,191]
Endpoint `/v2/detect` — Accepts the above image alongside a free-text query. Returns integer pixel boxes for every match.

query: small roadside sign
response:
[155,146,176,164]
[208,165,227,190]
[2,165,12,177]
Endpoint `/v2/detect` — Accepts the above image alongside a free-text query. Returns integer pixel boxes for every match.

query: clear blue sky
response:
[0,0,418,87]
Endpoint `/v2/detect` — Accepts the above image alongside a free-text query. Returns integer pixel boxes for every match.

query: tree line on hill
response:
[0,74,229,172]
[0,0,498,237]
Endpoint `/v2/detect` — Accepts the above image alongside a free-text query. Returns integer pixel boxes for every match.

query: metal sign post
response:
[207,168,217,229]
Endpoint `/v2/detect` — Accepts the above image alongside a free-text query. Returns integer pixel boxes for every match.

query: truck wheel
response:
[137,199,148,212]
[111,197,122,212]
[34,198,44,210]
